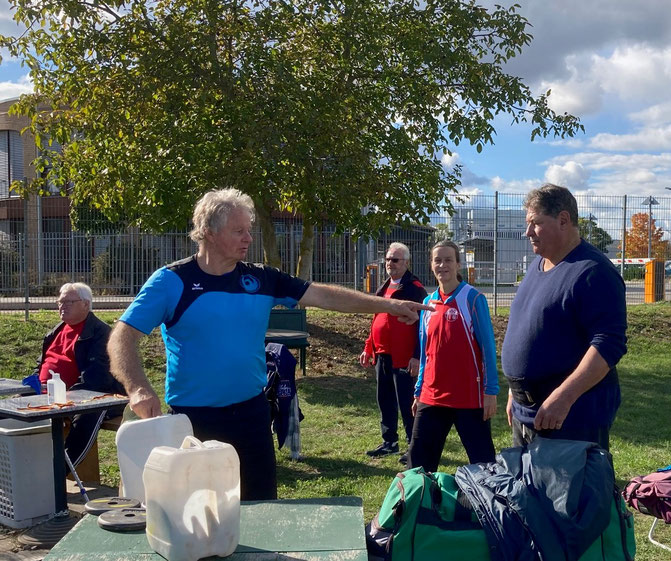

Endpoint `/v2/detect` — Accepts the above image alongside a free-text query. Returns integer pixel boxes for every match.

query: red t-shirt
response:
[39,322,86,388]
[368,283,419,368]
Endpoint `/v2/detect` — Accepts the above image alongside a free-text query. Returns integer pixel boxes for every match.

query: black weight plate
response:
[97,508,147,531]
[85,497,141,515]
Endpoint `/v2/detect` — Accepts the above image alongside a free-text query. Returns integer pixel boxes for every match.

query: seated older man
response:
[34,282,125,472]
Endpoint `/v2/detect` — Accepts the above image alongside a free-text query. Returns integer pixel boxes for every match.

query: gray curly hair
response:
[189,188,255,243]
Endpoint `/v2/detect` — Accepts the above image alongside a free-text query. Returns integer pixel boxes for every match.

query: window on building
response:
[0,130,24,199]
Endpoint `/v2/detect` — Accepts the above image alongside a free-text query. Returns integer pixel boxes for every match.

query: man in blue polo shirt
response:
[108,188,430,500]
[502,184,627,451]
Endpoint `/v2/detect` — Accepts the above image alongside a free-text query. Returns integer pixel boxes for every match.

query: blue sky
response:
[2,0,671,204]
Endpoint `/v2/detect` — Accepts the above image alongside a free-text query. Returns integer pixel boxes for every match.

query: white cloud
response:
[493,0,671,86]
[629,101,671,126]
[544,161,591,190]
[533,44,671,119]
[490,176,540,193]
[441,151,459,168]
[543,151,671,196]
[541,78,603,116]
[538,54,604,116]
[546,137,586,149]
[590,126,671,151]
[592,46,671,103]
[0,0,23,36]
[546,151,671,173]
[0,73,32,101]
[456,187,483,197]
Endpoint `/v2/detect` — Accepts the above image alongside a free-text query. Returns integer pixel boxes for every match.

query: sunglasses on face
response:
[385,257,403,263]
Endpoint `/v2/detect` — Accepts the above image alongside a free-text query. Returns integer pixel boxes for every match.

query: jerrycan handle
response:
[180,435,204,449]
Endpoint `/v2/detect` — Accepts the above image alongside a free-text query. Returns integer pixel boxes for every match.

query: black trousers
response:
[511,416,611,451]
[376,354,415,444]
[408,402,495,473]
[170,392,276,501]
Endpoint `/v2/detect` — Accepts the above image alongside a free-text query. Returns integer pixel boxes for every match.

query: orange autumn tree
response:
[623,212,668,258]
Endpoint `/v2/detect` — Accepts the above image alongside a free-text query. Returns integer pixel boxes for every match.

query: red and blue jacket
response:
[415,282,498,408]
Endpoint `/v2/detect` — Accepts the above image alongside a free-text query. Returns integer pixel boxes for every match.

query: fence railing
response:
[1,192,670,314]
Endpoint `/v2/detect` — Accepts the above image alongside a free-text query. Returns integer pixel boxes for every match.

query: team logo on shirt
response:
[240,274,260,293]
[445,308,459,322]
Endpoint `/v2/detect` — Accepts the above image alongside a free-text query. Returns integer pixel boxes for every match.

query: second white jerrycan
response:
[143,436,241,561]
[115,414,193,504]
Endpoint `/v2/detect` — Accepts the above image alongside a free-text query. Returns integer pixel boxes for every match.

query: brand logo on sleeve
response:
[240,274,260,293]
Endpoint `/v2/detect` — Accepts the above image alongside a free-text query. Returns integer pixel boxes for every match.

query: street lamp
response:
[642,196,660,259]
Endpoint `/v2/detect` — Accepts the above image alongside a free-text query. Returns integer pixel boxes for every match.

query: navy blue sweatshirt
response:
[502,240,627,428]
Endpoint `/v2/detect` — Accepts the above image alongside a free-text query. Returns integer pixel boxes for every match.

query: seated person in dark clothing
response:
[34,282,125,472]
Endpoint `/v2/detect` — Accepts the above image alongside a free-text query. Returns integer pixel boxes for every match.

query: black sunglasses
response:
[385,257,403,263]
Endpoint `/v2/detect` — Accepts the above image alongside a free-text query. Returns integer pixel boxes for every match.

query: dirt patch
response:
[306,311,509,376]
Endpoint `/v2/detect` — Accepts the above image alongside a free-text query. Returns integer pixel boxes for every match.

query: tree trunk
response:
[255,198,281,268]
[296,217,315,280]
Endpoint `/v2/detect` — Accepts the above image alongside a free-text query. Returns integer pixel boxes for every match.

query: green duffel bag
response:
[581,493,636,561]
[365,467,636,561]
[366,467,491,561]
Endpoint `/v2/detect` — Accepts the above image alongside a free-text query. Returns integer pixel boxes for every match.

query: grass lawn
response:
[0,302,669,559]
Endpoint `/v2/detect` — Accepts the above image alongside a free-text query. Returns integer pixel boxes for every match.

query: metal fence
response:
[1,192,670,314]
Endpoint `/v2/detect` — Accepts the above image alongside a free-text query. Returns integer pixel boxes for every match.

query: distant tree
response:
[432,223,453,243]
[1,0,583,278]
[623,212,668,259]
[578,217,612,253]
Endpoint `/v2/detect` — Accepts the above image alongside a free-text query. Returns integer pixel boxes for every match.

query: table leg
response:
[51,417,68,515]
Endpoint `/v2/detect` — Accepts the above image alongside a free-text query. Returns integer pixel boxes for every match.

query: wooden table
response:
[0,377,36,397]
[44,496,368,560]
[0,390,128,515]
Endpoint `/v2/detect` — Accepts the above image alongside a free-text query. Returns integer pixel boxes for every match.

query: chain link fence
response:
[1,192,670,314]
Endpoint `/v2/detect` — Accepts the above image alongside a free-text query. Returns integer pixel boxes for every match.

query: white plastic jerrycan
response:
[143,436,241,561]
[115,414,193,504]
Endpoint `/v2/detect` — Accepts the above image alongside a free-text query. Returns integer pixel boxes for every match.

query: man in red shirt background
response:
[35,282,125,473]
[360,243,427,463]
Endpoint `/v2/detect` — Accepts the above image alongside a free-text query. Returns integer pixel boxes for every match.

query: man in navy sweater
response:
[501,184,627,450]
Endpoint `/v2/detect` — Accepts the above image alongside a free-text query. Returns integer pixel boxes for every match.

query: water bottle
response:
[47,370,67,404]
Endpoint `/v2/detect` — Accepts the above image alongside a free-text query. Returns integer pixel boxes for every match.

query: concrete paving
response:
[0,479,118,560]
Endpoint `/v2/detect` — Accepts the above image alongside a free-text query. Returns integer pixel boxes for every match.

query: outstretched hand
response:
[392,300,435,324]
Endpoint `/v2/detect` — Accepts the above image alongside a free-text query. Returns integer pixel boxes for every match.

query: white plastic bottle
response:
[115,414,193,504]
[47,370,67,404]
[143,436,240,561]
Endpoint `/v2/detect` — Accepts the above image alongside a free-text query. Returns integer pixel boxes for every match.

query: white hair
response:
[190,188,255,243]
[388,242,410,260]
[60,282,93,310]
